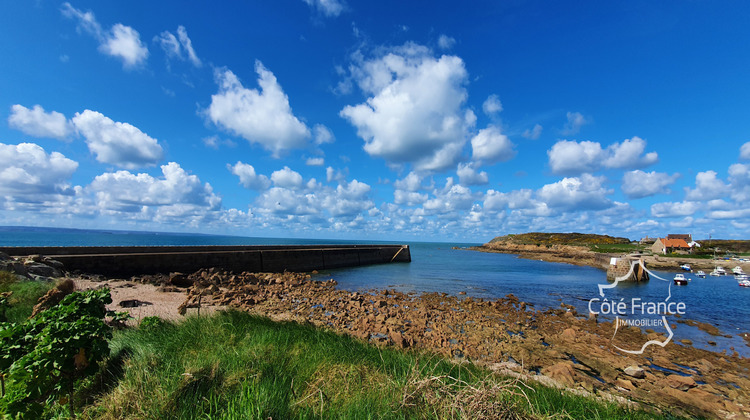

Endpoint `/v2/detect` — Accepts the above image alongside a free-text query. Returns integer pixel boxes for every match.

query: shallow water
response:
[2,227,748,356]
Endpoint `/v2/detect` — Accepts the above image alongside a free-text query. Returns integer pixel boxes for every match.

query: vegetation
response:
[0,275,684,419]
[490,232,632,247]
[696,239,750,255]
[0,271,55,323]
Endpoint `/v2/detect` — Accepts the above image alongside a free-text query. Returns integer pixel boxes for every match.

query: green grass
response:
[69,310,680,420]
[588,243,646,253]
[0,271,55,322]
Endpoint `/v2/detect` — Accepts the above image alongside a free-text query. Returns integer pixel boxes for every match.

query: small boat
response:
[673,273,688,285]
[732,266,745,275]
[712,267,727,276]
[736,274,749,281]
[680,264,691,271]
[710,269,722,276]
[739,279,750,287]
[696,270,706,278]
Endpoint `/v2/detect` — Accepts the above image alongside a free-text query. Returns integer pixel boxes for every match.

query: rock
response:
[661,374,697,391]
[24,262,62,278]
[170,272,194,287]
[623,365,645,379]
[679,339,693,345]
[541,362,578,387]
[616,378,635,391]
[391,331,409,348]
[560,328,577,341]
[119,299,150,308]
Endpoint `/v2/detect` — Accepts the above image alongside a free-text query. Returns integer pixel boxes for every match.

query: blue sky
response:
[1,1,750,243]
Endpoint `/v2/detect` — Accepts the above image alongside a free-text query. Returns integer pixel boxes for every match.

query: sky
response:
[1,1,750,243]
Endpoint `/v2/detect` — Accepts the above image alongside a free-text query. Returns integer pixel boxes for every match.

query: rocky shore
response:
[469,242,750,273]
[68,267,750,419]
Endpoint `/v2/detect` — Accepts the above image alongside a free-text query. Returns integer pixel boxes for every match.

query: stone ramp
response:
[0,244,411,277]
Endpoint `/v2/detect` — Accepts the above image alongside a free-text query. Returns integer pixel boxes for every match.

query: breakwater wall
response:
[0,245,411,277]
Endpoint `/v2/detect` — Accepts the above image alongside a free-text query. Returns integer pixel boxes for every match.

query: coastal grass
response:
[0,270,54,322]
[67,310,681,420]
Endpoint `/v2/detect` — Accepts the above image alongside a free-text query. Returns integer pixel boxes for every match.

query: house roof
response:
[660,238,691,248]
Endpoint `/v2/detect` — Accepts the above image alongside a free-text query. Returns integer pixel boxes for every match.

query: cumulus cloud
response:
[8,104,73,140]
[313,124,334,145]
[437,34,456,50]
[650,201,701,218]
[482,94,502,115]
[560,111,588,135]
[228,161,271,190]
[536,174,612,210]
[470,125,515,163]
[422,178,476,215]
[0,142,78,198]
[61,3,148,69]
[155,25,202,67]
[302,0,344,17]
[621,170,679,199]
[522,123,542,140]
[456,162,488,185]
[740,141,750,160]
[271,166,304,189]
[340,43,475,172]
[89,162,221,222]
[547,137,658,175]
[207,61,311,157]
[684,170,730,201]
[71,110,164,169]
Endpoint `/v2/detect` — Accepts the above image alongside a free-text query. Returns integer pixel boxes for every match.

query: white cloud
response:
[650,201,701,218]
[536,174,612,210]
[560,111,588,135]
[684,171,730,201]
[740,141,750,160]
[437,34,456,50]
[470,125,515,163]
[0,142,78,198]
[271,166,304,189]
[228,161,271,190]
[621,170,679,199]
[522,123,542,140]
[456,162,488,185]
[602,136,658,169]
[89,162,222,222]
[313,124,334,145]
[306,157,325,166]
[302,0,344,17]
[72,110,164,169]
[326,166,347,183]
[8,104,73,140]
[207,62,311,157]
[548,137,658,175]
[547,140,603,174]
[394,172,424,192]
[482,94,502,115]
[728,163,750,201]
[340,43,475,172]
[61,3,148,69]
[155,26,202,67]
[422,178,475,214]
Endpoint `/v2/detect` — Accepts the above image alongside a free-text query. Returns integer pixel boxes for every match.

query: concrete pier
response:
[0,244,411,277]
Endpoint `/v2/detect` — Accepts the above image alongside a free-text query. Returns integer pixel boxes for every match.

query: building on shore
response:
[651,237,693,255]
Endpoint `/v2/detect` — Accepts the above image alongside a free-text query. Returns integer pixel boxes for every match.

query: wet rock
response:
[623,365,645,379]
[661,374,697,391]
[119,299,150,308]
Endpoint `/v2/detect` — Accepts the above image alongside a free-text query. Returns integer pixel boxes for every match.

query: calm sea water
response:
[2,227,748,356]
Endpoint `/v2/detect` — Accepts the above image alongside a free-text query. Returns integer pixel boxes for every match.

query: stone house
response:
[651,237,692,254]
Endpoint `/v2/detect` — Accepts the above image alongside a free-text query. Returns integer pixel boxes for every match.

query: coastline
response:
[70,267,750,419]
[465,243,750,273]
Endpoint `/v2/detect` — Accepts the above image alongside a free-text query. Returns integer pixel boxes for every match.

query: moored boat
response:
[733,266,745,275]
[673,273,688,285]
[696,270,706,278]
[739,279,750,287]
[680,264,691,271]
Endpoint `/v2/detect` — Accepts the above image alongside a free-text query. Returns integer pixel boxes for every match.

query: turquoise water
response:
[1,227,748,356]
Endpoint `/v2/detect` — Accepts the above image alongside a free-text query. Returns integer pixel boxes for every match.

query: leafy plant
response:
[0,288,115,418]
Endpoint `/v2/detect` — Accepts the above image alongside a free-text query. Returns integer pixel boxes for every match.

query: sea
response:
[1,226,748,357]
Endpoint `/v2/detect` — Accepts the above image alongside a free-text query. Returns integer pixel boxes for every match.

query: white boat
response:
[696,270,706,278]
[739,279,750,287]
[732,266,745,275]
[710,269,722,276]
[680,264,691,271]
[736,274,749,281]
[673,273,688,285]
[713,267,727,276]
